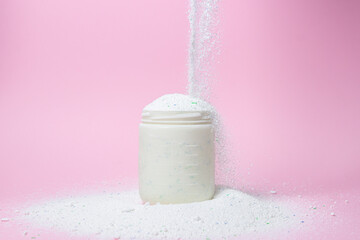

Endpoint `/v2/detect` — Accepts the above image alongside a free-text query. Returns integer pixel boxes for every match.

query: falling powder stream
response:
[188,0,197,96]
[187,0,235,186]
[187,0,220,100]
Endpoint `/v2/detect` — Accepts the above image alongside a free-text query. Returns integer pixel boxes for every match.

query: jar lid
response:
[141,110,212,124]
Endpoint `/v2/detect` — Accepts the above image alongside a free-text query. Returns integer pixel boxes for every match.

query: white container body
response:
[139,120,215,204]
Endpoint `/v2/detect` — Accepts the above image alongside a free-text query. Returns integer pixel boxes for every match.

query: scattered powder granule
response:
[1,218,10,222]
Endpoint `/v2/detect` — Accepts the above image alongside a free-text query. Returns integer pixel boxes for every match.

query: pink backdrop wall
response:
[1,0,360,203]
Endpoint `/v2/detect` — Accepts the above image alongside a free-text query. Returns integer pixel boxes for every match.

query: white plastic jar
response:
[139,109,215,204]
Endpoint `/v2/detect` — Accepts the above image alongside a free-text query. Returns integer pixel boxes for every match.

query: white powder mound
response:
[19,187,303,240]
[143,93,214,112]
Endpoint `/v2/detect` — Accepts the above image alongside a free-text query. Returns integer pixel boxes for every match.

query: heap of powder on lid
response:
[19,187,305,240]
[143,93,214,112]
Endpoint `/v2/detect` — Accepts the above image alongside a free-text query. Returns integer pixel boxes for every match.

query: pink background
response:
[1,0,360,239]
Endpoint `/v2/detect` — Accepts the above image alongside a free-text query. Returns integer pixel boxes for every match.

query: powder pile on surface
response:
[19,187,305,240]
